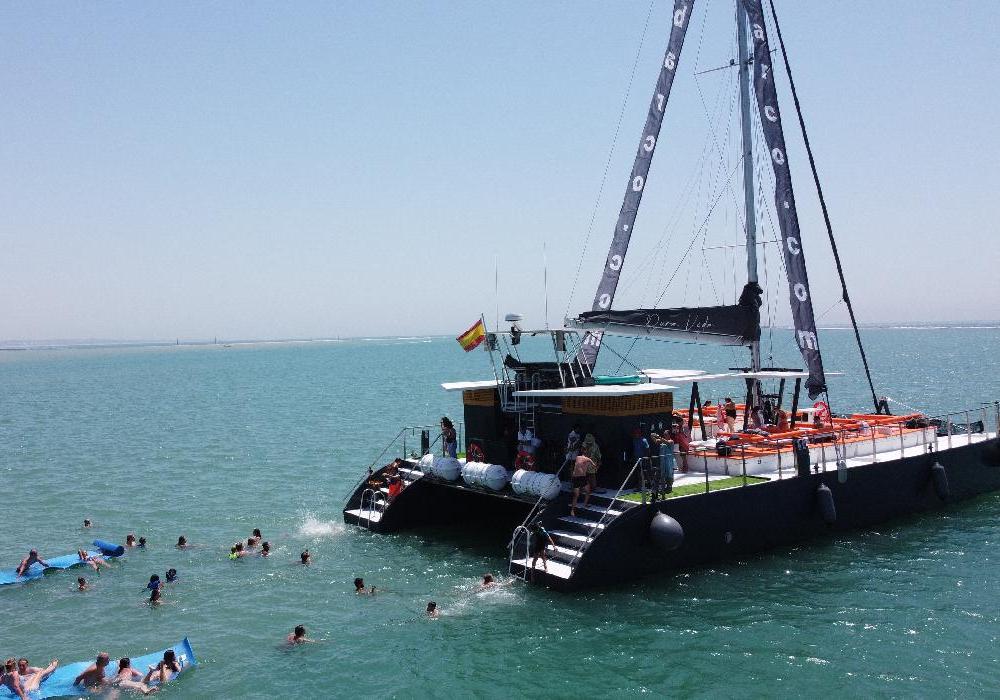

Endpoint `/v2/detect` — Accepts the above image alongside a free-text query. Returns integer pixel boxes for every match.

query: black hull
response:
[345,438,1000,591]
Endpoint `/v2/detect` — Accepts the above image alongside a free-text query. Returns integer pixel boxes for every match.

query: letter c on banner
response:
[609,254,623,271]
[764,105,778,122]
[786,237,800,255]
[793,283,808,302]
[643,135,656,152]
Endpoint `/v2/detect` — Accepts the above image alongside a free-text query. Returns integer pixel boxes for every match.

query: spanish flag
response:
[457,318,486,352]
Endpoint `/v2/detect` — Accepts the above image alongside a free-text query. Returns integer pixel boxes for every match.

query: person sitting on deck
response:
[15,550,49,577]
[387,475,404,501]
[440,417,458,458]
[767,409,790,434]
[724,398,738,433]
[569,454,594,517]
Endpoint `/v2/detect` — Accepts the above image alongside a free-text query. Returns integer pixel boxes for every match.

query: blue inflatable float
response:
[0,541,126,586]
[0,638,196,699]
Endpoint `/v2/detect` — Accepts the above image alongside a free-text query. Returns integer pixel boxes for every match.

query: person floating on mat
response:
[15,549,49,577]
[111,657,157,696]
[77,550,111,571]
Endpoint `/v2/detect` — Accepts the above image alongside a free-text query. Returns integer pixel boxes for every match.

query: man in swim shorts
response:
[15,550,49,577]
[74,652,111,689]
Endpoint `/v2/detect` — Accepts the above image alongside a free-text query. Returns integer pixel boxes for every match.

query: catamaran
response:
[343,0,1000,590]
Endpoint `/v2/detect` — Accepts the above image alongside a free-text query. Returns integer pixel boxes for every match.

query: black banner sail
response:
[575,283,762,346]
[578,0,695,369]
[740,0,826,398]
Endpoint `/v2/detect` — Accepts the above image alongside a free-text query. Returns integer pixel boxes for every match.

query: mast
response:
[736,2,761,376]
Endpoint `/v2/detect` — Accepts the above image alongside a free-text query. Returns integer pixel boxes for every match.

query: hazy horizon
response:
[3,2,998,341]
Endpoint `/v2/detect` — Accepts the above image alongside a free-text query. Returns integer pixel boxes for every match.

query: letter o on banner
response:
[793,283,808,302]
[632,175,645,192]
[771,148,785,165]
[599,293,611,309]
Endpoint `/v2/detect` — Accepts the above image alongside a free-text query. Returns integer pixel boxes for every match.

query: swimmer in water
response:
[77,549,111,571]
[111,657,157,695]
[1,658,27,700]
[480,573,496,589]
[149,588,163,606]
[354,577,376,595]
[234,542,249,558]
[426,601,439,618]
[78,576,88,591]
[300,550,311,565]
[145,574,161,592]
[138,537,147,548]
[229,546,238,560]
[260,541,271,557]
[83,519,92,528]
[15,549,49,577]
[16,658,58,694]
[252,528,262,541]
[176,536,188,549]
[126,534,137,548]
[245,537,257,550]
[165,568,178,583]
[286,625,313,644]
[73,652,110,689]
[142,650,180,686]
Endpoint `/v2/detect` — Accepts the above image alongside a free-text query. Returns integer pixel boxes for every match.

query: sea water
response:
[2,328,998,697]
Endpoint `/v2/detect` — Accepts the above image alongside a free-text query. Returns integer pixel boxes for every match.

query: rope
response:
[564,0,657,318]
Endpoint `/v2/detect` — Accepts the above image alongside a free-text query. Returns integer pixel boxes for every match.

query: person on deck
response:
[15,550,49,577]
[724,398,738,433]
[581,433,602,495]
[668,418,690,473]
[440,417,457,458]
[387,475,404,501]
[570,454,595,516]
[650,431,676,490]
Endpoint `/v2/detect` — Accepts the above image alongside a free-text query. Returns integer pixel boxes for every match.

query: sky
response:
[2,1,998,341]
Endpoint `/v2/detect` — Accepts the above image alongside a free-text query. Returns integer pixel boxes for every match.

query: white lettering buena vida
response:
[674,4,688,28]
[786,237,800,255]
[609,254,623,271]
[797,330,818,350]
[793,283,808,302]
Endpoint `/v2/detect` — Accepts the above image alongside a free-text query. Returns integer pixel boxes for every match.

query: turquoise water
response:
[3,328,998,697]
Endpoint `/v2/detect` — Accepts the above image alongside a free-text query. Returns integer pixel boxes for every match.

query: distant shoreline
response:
[1,323,998,352]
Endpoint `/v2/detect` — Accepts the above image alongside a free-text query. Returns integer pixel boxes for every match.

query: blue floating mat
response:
[0,638,196,699]
[0,541,125,586]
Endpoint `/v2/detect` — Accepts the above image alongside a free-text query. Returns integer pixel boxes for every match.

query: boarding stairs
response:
[508,490,635,583]
[343,463,426,530]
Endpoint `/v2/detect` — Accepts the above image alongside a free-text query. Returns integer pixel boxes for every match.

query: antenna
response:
[543,242,550,330]
[494,253,500,331]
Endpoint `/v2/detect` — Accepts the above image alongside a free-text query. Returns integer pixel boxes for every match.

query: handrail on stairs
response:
[568,456,645,565]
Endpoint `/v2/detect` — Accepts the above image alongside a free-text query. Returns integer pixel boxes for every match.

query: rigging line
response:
[564,0,657,319]
[815,298,843,321]
[652,153,747,307]
[768,0,880,413]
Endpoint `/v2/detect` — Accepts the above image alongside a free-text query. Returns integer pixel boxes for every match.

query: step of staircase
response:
[549,529,594,547]
[344,508,383,523]
[509,557,573,580]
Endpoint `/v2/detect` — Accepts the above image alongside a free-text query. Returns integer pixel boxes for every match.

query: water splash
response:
[298,515,346,540]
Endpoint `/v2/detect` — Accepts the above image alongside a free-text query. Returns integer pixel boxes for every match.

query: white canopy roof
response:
[441,379,499,392]
[513,383,676,398]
